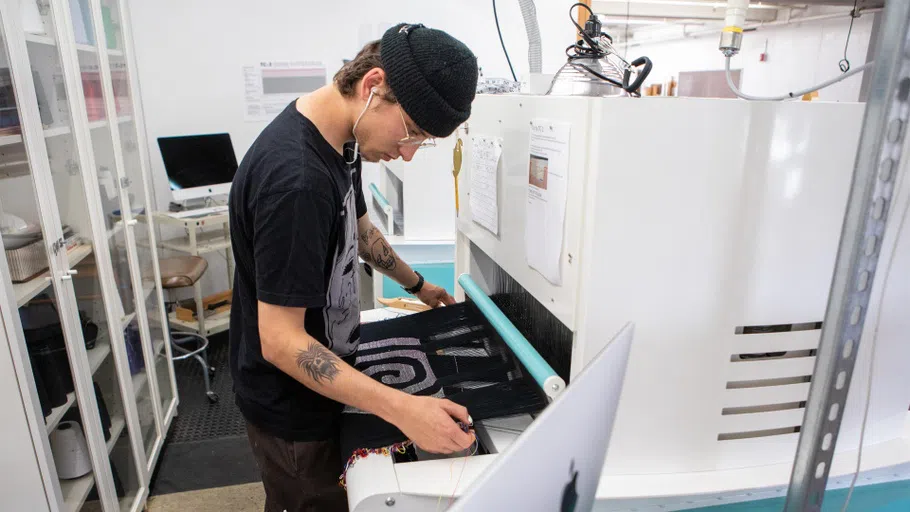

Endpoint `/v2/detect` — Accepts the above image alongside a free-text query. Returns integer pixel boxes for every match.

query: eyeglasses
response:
[397,105,436,148]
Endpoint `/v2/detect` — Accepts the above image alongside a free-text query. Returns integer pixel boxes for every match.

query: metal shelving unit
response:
[785,3,910,511]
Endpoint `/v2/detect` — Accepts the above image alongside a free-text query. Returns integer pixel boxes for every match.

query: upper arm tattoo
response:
[296,344,340,384]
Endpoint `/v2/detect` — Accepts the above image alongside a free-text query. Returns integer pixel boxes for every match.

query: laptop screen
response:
[158,133,238,191]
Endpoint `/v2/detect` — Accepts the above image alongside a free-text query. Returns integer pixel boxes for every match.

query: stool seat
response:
[159,256,208,289]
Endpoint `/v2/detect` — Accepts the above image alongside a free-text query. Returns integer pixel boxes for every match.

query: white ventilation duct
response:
[518,0,542,74]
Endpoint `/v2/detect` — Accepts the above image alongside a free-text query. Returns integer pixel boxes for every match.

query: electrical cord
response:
[840,171,909,512]
[840,0,860,73]
[492,0,517,82]
[725,56,873,101]
[570,2,604,57]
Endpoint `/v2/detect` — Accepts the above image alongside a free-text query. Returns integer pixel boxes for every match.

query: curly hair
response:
[334,40,398,102]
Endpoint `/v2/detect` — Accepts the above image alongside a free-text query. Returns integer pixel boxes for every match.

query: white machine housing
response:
[345,95,910,510]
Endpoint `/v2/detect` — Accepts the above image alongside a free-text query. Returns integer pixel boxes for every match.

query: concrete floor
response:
[147,482,265,511]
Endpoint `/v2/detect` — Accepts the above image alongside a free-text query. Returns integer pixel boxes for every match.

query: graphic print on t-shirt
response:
[324,179,361,356]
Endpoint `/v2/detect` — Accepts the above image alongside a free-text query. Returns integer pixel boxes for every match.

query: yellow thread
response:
[722,26,744,34]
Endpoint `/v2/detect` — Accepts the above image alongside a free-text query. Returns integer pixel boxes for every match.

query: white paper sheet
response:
[470,135,502,235]
[244,61,326,122]
[526,120,571,285]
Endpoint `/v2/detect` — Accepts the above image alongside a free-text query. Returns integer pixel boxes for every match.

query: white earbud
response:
[347,88,379,165]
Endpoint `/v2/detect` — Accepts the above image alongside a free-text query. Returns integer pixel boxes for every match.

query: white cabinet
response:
[0,1,175,510]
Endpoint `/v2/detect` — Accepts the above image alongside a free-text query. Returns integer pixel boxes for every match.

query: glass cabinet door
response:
[97,0,176,430]
[1,1,141,509]
[61,0,163,467]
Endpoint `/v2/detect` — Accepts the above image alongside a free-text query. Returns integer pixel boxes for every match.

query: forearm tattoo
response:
[360,226,377,245]
[370,239,397,271]
[296,344,340,384]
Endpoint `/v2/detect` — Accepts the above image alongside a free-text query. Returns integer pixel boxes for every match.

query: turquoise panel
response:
[694,480,910,512]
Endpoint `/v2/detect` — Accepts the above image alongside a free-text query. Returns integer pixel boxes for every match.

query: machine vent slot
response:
[718,426,800,441]
[718,322,821,442]
[726,376,812,389]
[735,321,823,335]
[731,349,817,362]
[722,401,806,415]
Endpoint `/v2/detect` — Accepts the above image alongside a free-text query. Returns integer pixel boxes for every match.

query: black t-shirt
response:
[228,101,367,441]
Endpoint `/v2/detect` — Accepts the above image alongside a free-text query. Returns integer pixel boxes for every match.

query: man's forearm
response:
[358,218,420,289]
[262,320,405,422]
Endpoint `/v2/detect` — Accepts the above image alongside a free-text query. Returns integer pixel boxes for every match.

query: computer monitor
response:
[450,323,635,511]
[158,133,238,202]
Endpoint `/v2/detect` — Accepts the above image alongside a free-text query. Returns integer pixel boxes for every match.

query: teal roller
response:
[369,183,391,210]
[458,273,565,400]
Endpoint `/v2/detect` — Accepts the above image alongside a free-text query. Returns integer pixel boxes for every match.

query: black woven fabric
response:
[380,23,478,137]
[339,302,547,459]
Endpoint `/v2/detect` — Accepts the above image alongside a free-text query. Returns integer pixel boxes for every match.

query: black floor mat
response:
[169,332,247,443]
[151,331,261,495]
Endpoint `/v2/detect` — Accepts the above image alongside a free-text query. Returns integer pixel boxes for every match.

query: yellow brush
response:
[452,137,463,214]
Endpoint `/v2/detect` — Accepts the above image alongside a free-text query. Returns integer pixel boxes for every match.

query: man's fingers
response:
[441,292,456,306]
[440,400,470,423]
[452,429,474,451]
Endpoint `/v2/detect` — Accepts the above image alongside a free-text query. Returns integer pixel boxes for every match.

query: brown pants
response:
[245,421,348,512]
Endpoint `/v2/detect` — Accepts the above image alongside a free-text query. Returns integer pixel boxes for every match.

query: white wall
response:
[127,0,576,295]
[626,12,875,102]
[128,0,576,211]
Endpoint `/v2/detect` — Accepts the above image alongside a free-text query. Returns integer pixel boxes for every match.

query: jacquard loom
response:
[344,95,910,511]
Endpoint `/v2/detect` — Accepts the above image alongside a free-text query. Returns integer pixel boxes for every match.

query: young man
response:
[228,24,478,511]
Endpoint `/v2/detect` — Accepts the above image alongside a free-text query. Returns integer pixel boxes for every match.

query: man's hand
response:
[388,395,474,454]
[416,281,455,308]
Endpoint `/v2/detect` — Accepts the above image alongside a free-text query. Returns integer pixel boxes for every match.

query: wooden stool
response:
[159,256,218,403]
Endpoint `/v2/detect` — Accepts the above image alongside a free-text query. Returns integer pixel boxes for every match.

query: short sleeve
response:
[254,189,336,308]
[353,164,367,219]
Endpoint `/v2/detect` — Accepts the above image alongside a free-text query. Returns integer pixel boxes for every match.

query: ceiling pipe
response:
[614,8,881,49]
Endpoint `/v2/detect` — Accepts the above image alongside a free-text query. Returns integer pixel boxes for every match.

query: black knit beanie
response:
[380,23,478,138]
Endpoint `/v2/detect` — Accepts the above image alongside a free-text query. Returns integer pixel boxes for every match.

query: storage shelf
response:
[25,33,56,46]
[44,338,111,434]
[75,43,96,53]
[0,133,24,147]
[121,312,136,330]
[60,471,95,512]
[159,231,231,254]
[132,371,148,397]
[44,125,71,138]
[14,244,94,307]
[58,412,124,511]
[106,415,126,453]
[168,310,230,336]
[0,160,29,178]
[44,394,76,435]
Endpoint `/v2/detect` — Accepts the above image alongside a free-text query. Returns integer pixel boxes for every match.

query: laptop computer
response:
[450,323,635,511]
